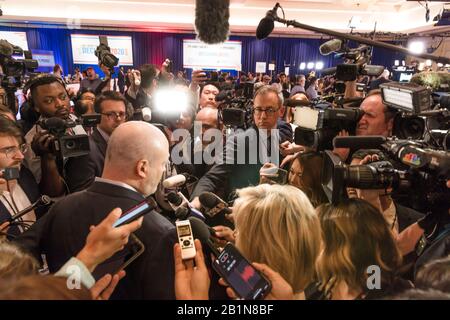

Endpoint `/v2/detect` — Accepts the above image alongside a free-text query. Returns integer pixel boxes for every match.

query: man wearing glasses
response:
[190,85,293,207]
[65,91,128,192]
[0,117,46,237]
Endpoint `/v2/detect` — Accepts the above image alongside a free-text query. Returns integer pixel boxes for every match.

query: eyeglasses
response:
[253,107,279,115]
[0,144,27,159]
[101,112,127,120]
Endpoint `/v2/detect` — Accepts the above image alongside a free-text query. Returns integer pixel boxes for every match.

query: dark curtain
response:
[0,25,405,78]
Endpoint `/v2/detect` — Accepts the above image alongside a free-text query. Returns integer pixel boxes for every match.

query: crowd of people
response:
[0,58,449,301]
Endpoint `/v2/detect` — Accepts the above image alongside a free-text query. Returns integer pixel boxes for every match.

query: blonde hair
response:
[316,199,402,293]
[234,184,320,292]
[0,242,39,281]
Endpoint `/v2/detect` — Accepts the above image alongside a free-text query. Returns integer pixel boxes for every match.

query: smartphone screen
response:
[112,200,152,228]
[213,243,271,300]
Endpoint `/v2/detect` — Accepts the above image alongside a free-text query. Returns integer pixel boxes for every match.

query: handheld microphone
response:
[195,0,230,44]
[198,192,232,218]
[162,174,188,189]
[168,192,205,220]
[9,195,52,222]
[319,39,343,56]
[256,3,280,40]
[333,135,387,149]
[188,216,220,257]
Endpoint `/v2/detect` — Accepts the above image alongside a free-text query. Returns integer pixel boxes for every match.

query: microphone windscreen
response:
[256,17,274,40]
[333,136,386,149]
[162,174,186,189]
[195,0,230,44]
[199,192,225,210]
[188,216,212,243]
[167,192,183,206]
[319,39,342,56]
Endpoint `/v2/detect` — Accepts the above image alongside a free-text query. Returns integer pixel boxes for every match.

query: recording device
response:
[8,195,52,222]
[115,234,145,273]
[188,216,220,257]
[216,90,253,129]
[0,39,38,112]
[112,197,157,228]
[294,107,364,151]
[212,243,272,300]
[1,167,20,181]
[204,70,219,82]
[37,117,90,158]
[168,191,205,221]
[95,36,119,73]
[176,220,197,260]
[198,192,232,218]
[195,0,230,44]
[80,114,101,127]
[260,166,288,184]
[335,63,384,82]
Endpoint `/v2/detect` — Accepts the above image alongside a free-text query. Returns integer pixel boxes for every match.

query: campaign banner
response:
[30,49,55,67]
[71,34,133,65]
[183,39,242,71]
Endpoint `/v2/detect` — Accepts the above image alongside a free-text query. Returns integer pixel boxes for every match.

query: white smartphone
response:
[175,220,196,260]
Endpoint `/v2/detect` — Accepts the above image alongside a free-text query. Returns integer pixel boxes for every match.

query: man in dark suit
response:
[189,85,293,207]
[16,121,176,299]
[65,91,127,192]
[0,117,48,237]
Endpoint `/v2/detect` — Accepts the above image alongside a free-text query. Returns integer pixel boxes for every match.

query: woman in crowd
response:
[175,184,321,299]
[313,198,411,299]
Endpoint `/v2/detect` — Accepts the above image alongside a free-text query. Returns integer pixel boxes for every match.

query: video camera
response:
[216,89,253,129]
[323,136,450,216]
[294,105,364,151]
[95,36,119,74]
[37,117,90,158]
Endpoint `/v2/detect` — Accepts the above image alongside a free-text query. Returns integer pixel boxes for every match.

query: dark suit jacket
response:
[16,181,177,300]
[0,166,46,237]
[396,203,424,232]
[190,121,293,201]
[65,127,107,193]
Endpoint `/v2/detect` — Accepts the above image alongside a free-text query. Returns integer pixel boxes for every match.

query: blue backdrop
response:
[0,25,405,78]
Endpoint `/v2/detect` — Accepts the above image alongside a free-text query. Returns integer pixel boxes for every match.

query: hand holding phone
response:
[260,166,288,185]
[112,197,157,228]
[213,243,271,300]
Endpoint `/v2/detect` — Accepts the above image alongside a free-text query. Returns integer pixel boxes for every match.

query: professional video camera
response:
[37,117,90,158]
[293,104,364,151]
[0,39,38,111]
[323,136,450,220]
[95,36,119,74]
[216,89,253,129]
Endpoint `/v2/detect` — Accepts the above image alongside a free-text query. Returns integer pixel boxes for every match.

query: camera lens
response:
[65,140,76,150]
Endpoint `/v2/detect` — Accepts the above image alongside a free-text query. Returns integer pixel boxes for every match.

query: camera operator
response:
[189,85,293,208]
[23,74,86,197]
[0,117,47,237]
[65,91,128,193]
[80,65,111,94]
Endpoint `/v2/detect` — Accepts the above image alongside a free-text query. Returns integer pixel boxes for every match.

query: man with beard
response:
[65,91,128,192]
[0,117,46,237]
[23,74,86,197]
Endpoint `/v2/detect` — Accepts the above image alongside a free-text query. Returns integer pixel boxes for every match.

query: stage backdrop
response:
[0,25,405,78]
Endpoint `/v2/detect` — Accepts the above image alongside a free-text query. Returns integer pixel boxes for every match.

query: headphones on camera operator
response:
[23,73,69,112]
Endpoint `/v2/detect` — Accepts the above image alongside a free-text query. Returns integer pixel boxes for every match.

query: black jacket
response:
[65,127,107,193]
[16,181,177,300]
[396,203,424,232]
[190,121,293,201]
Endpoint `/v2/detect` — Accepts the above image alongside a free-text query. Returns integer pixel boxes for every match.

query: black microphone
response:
[319,39,343,56]
[188,216,220,257]
[198,192,232,218]
[256,3,280,40]
[195,0,230,44]
[333,135,387,149]
[168,192,205,220]
[320,67,337,76]
[9,195,52,222]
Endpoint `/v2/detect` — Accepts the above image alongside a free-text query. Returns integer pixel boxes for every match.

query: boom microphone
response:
[195,0,230,44]
[9,195,52,222]
[333,135,387,150]
[319,39,343,56]
[256,3,281,40]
